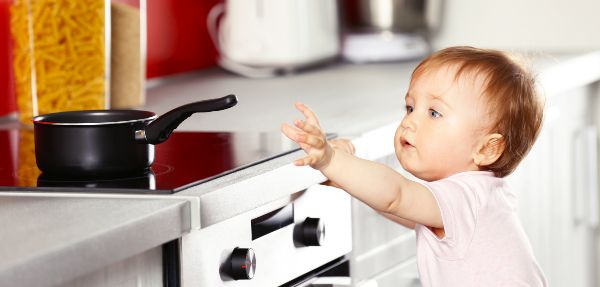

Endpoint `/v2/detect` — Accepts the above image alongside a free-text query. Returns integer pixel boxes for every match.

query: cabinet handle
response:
[583,127,599,228]
[573,126,599,228]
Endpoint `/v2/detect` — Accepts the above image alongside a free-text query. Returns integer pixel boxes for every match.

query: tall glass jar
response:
[10,0,109,124]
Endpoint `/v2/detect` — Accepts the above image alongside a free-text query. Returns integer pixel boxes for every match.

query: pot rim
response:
[33,110,158,126]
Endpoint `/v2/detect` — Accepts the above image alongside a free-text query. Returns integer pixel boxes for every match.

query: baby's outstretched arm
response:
[281,103,442,229]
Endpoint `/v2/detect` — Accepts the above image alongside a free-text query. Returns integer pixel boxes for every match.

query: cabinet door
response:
[350,123,419,287]
[506,84,599,287]
[367,258,420,287]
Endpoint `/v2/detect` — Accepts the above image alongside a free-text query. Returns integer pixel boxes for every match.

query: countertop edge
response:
[0,197,191,287]
[537,51,600,96]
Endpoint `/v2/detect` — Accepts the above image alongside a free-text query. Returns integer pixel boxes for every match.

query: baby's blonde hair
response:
[411,46,544,177]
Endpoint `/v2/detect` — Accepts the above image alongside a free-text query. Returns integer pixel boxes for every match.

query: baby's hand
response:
[281,102,334,169]
[330,138,355,155]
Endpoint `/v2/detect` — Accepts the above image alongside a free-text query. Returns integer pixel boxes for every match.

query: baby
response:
[282,46,547,286]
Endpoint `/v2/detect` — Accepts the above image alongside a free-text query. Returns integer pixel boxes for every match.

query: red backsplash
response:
[146,0,220,78]
[0,0,16,116]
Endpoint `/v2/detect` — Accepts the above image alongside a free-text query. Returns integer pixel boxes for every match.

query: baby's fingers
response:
[293,155,317,166]
[282,123,318,153]
[295,119,323,136]
[297,133,326,148]
[298,142,311,151]
[281,123,302,142]
[295,102,321,127]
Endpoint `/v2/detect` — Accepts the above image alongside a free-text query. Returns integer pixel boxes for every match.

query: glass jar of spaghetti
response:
[10,0,109,124]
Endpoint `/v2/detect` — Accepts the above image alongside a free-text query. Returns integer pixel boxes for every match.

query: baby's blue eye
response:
[429,109,442,118]
[406,105,414,113]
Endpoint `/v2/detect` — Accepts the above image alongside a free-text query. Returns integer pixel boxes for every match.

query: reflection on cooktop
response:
[34,164,175,190]
[37,171,158,189]
[0,129,305,194]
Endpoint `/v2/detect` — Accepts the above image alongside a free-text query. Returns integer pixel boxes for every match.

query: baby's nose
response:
[400,116,416,131]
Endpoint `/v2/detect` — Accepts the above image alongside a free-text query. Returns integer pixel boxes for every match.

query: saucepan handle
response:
[140,94,238,144]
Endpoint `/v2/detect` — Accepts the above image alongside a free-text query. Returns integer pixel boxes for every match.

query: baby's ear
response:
[472,133,505,167]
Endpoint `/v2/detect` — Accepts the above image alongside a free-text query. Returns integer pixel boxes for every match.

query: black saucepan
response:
[33,94,238,177]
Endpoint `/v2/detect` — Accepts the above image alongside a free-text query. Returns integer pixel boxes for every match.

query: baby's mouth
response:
[401,138,414,148]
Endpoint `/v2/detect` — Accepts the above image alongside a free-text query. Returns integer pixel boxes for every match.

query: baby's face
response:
[394,65,493,181]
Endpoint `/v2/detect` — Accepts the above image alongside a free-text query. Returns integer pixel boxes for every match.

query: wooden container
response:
[110,0,146,109]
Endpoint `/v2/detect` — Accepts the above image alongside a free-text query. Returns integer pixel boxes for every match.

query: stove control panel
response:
[180,184,352,286]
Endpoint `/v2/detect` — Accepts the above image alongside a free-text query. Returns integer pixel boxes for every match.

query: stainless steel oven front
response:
[179,184,352,286]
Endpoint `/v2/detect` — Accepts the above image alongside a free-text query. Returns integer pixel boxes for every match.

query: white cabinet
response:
[505,82,600,287]
[349,123,420,287]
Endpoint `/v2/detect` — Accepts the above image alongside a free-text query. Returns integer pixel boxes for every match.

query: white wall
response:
[432,0,600,52]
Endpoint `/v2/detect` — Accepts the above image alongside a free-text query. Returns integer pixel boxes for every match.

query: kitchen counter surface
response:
[1,50,600,286]
[0,196,191,287]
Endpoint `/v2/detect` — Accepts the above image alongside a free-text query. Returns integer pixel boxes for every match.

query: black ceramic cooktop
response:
[0,129,307,194]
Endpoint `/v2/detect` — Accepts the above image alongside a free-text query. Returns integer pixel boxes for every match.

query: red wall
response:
[146,0,220,78]
[0,0,16,116]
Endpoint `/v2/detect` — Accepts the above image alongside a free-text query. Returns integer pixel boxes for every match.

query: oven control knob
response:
[230,247,256,280]
[299,217,325,246]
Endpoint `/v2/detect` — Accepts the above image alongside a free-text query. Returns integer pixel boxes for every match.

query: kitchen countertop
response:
[1,51,600,286]
[0,196,190,287]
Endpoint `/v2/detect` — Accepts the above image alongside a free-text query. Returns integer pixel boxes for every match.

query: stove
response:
[0,129,305,193]
[0,128,352,287]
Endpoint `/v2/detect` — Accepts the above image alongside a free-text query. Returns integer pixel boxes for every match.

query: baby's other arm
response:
[282,103,442,229]
[379,212,416,229]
